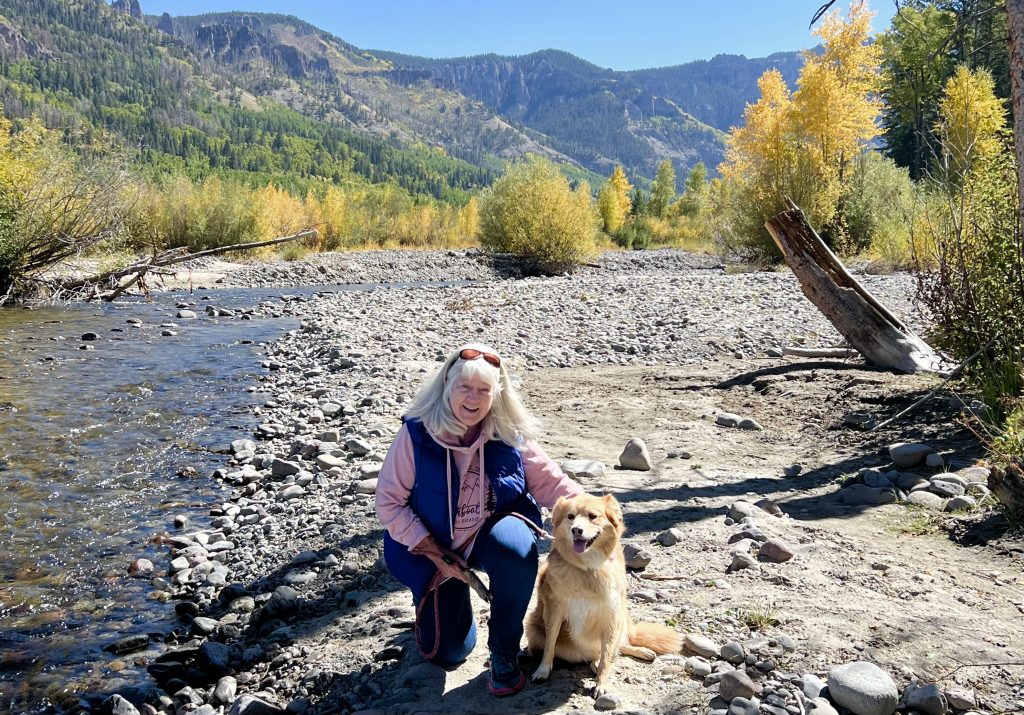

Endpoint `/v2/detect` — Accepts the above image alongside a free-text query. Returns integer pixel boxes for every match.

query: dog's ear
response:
[552,496,569,527]
[603,494,623,531]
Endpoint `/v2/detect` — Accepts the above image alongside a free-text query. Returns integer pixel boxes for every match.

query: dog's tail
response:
[629,621,683,654]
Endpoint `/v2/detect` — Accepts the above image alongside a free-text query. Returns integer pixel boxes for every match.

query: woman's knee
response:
[474,516,538,576]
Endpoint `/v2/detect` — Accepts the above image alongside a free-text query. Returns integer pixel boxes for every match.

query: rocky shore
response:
[84,249,1023,715]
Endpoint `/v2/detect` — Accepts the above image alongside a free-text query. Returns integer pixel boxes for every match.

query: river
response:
[0,287,304,713]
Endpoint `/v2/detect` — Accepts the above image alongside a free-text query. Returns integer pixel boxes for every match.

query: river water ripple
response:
[0,287,304,712]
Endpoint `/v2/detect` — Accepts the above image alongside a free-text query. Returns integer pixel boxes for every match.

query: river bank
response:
[33,249,1024,715]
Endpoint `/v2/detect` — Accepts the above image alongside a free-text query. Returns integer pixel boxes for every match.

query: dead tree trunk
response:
[764,199,946,374]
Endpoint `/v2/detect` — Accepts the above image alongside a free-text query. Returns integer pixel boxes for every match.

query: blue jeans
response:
[383,515,539,666]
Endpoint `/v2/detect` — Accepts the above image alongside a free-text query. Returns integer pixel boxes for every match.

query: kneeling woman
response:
[376,343,582,696]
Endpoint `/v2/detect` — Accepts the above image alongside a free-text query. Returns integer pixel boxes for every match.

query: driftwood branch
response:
[56,229,316,299]
[782,347,860,359]
[869,335,998,431]
[765,200,947,374]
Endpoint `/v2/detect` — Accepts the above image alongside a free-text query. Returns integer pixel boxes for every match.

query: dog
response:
[525,493,682,698]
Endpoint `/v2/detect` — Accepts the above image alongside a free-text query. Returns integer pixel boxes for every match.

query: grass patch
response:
[887,507,942,536]
[728,602,781,631]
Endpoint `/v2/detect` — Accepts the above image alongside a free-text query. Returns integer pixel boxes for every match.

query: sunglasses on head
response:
[459,348,501,367]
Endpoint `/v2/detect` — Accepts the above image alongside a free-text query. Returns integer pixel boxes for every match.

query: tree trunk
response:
[1006,0,1024,222]
[764,199,946,374]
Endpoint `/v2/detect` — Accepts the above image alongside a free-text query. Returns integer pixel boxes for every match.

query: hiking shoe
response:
[487,650,526,696]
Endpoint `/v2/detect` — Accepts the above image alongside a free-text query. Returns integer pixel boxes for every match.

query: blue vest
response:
[385,418,542,556]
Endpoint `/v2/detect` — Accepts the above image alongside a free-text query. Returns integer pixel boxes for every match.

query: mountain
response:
[0,0,805,197]
[151,11,804,181]
[0,0,495,201]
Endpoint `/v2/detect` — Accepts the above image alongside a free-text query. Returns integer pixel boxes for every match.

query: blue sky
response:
[142,1,899,71]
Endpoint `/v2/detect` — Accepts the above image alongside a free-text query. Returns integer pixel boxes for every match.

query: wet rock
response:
[190,616,219,636]
[81,332,100,341]
[128,558,154,577]
[103,634,150,655]
[619,438,653,471]
[828,661,898,715]
[177,310,197,319]
[197,641,231,677]
[104,694,141,715]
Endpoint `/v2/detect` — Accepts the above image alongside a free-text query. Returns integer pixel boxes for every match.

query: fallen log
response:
[58,229,316,300]
[764,200,946,374]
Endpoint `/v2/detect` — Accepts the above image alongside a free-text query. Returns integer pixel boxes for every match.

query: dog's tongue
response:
[573,539,587,554]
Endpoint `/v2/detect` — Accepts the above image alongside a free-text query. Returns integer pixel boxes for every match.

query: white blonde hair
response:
[404,342,539,444]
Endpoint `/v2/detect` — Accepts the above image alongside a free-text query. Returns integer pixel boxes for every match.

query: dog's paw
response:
[636,646,656,662]
[593,684,620,704]
[531,663,552,682]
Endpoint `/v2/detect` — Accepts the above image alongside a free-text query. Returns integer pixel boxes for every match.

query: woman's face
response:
[449,373,495,427]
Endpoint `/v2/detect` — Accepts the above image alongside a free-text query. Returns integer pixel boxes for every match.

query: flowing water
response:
[0,287,306,713]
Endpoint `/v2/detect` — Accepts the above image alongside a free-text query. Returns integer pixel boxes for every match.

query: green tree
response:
[676,161,707,217]
[878,4,956,179]
[477,156,598,274]
[648,159,676,218]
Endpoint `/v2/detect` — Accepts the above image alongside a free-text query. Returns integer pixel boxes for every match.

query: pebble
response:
[623,543,652,569]
[783,464,803,477]
[595,692,622,710]
[720,669,760,701]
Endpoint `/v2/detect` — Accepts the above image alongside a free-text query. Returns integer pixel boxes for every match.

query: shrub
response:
[478,156,598,274]
[0,118,133,299]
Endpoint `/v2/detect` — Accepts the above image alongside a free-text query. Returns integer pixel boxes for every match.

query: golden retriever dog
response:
[525,493,682,697]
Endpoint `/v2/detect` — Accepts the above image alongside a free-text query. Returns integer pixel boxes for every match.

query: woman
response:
[376,343,582,696]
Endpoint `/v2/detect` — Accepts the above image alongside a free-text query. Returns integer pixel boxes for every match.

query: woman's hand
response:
[410,534,469,583]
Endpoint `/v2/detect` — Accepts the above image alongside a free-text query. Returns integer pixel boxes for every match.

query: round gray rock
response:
[828,661,898,715]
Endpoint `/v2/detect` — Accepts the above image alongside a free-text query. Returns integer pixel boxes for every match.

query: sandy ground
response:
[297,358,1024,715]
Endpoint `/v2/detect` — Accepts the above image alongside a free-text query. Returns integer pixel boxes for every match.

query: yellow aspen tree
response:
[719,69,796,211]
[936,65,1008,181]
[609,165,632,218]
[793,0,882,184]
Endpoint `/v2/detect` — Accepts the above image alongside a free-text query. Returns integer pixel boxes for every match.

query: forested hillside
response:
[0,0,494,201]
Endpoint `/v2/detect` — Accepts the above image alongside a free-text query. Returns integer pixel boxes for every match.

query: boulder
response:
[828,661,898,715]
